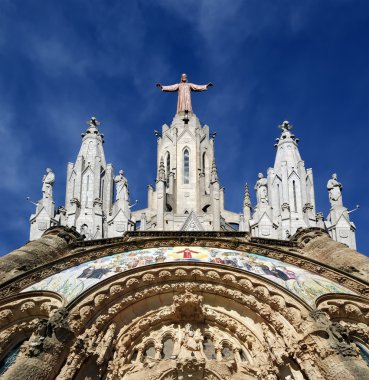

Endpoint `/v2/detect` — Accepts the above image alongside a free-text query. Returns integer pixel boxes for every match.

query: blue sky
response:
[0,0,368,255]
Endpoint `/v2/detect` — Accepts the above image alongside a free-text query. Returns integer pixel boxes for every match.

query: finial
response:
[243,183,251,208]
[278,120,293,131]
[86,116,101,128]
[210,159,218,183]
[158,157,166,181]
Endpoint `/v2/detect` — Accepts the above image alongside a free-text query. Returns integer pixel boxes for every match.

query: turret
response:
[132,112,240,231]
[239,183,251,232]
[267,121,316,238]
[63,117,113,239]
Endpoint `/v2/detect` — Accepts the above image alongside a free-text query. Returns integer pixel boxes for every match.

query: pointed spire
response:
[210,159,218,183]
[243,183,251,208]
[273,120,301,171]
[157,156,166,181]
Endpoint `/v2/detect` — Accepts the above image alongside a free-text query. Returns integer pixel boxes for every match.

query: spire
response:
[63,116,114,239]
[243,183,251,208]
[157,156,166,181]
[240,182,252,233]
[210,159,218,183]
[274,120,301,171]
[251,120,317,240]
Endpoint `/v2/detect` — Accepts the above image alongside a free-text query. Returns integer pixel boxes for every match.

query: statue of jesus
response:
[156,73,213,114]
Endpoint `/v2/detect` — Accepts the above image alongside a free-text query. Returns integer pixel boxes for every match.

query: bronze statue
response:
[156,73,213,114]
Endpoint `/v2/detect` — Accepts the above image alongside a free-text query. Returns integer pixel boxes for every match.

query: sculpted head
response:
[181,73,188,83]
[119,169,124,175]
[332,173,337,180]
[258,172,264,179]
[46,168,52,173]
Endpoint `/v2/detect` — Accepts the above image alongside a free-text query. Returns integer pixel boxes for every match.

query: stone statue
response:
[42,168,55,200]
[255,172,268,204]
[178,323,203,360]
[156,73,213,114]
[327,173,343,207]
[114,170,129,204]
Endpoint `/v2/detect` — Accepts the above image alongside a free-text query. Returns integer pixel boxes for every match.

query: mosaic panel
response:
[22,246,354,305]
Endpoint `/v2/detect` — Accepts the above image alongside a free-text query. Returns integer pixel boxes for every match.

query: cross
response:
[86,116,101,128]
[278,120,293,131]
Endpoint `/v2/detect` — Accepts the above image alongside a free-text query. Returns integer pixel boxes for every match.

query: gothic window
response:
[183,149,189,184]
[72,178,76,198]
[166,153,170,185]
[292,180,297,212]
[100,167,105,200]
[143,344,156,360]
[203,336,216,360]
[85,174,91,207]
[0,341,24,376]
[221,344,234,360]
[202,152,206,173]
[277,183,281,209]
[100,178,105,200]
[162,337,174,359]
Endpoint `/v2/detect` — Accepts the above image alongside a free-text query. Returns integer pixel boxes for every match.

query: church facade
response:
[0,76,369,379]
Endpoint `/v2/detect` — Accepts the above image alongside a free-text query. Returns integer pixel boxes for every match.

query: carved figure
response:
[327,173,343,207]
[156,73,213,114]
[255,172,268,204]
[178,323,203,360]
[42,168,55,199]
[114,169,129,204]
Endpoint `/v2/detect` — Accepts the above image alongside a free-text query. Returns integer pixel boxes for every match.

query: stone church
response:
[0,75,369,379]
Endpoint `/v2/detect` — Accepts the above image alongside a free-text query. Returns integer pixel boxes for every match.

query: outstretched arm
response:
[190,82,213,91]
[156,83,179,92]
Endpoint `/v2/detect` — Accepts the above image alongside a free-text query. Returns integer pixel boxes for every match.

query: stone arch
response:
[316,293,369,359]
[0,291,64,377]
[2,232,368,300]
[0,291,64,360]
[2,263,369,380]
[56,263,314,380]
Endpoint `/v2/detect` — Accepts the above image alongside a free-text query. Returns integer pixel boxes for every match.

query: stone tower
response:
[29,116,135,241]
[132,111,240,231]
[250,121,317,240]
[63,117,114,239]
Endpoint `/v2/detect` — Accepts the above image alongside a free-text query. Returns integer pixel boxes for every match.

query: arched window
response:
[292,180,297,212]
[202,152,206,173]
[183,149,189,184]
[203,336,216,360]
[221,344,234,360]
[72,178,76,198]
[161,337,174,359]
[143,344,156,360]
[166,153,170,185]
